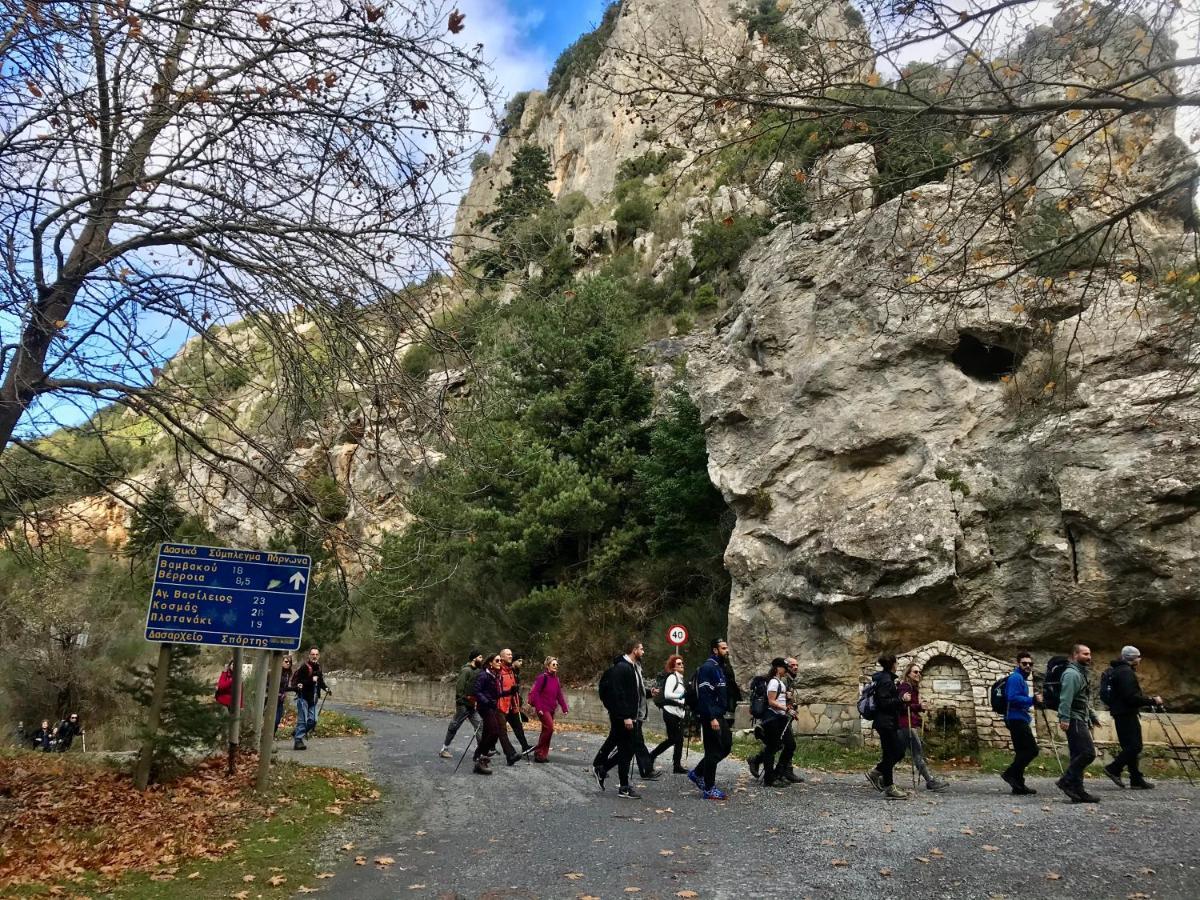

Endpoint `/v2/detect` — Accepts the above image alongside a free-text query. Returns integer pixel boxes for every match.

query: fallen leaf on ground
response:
[231,892,249,900]
[187,872,201,879]
[625,889,641,893]
[982,845,1000,852]
[267,874,286,886]
[879,868,892,877]
[375,857,395,866]
[1045,873,1062,880]
[831,859,849,867]
[676,892,699,899]
[242,875,256,883]
[655,808,674,814]
[960,827,974,835]
[408,885,426,891]
[659,850,674,856]
[316,872,335,879]
[354,856,367,866]
[915,857,930,864]
[565,873,585,880]
[341,843,355,851]
[1138,868,1155,876]
[298,888,318,894]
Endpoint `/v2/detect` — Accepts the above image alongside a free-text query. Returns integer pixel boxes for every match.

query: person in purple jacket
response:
[528,657,569,762]
[472,653,505,775]
[897,663,947,792]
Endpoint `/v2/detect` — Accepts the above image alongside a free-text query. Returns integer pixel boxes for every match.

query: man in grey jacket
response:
[1056,643,1101,803]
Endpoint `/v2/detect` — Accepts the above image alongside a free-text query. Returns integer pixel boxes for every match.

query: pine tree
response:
[473,145,554,238]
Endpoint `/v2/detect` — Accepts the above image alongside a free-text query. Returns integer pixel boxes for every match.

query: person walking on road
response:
[274,655,295,737]
[865,654,908,800]
[1000,651,1041,795]
[440,650,484,759]
[1102,646,1163,790]
[689,637,733,801]
[215,659,243,710]
[650,655,688,774]
[897,663,947,792]
[748,658,802,787]
[291,647,329,751]
[1056,643,1101,803]
[472,653,506,775]
[593,639,649,799]
[498,649,533,757]
[528,657,569,762]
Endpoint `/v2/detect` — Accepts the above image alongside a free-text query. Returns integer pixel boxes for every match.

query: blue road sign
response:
[144,543,312,650]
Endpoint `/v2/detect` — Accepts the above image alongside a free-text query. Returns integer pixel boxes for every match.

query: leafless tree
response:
[0,1,493,550]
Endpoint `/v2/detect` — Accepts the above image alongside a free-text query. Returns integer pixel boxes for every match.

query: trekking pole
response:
[317,688,329,720]
[906,729,918,792]
[1153,706,1197,785]
[454,726,480,774]
[1039,708,1065,775]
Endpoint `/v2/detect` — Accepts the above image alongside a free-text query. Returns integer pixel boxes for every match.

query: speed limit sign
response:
[667,624,689,646]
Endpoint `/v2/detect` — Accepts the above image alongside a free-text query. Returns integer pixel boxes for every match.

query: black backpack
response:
[989,675,1009,715]
[1041,656,1070,711]
[683,669,701,713]
[1099,666,1116,707]
[748,675,770,720]
[653,670,670,708]
[598,662,617,712]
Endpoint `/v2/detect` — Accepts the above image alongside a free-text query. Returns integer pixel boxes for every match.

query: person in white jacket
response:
[650,655,689,774]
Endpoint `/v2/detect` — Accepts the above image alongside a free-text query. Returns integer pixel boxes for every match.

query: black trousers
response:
[1003,719,1040,784]
[1110,713,1145,779]
[1063,719,1096,789]
[652,714,685,769]
[505,709,530,751]
[597,716,636,787]
[699,718,732,790]
[875,726,905,787]
[752,716,795,783]
[474,709,503,761]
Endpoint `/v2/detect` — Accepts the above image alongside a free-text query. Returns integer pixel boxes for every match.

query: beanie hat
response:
[468,648,482,660]
[1121,645,1141,661]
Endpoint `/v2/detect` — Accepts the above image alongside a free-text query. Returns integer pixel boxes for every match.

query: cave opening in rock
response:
[950,333,1020,381]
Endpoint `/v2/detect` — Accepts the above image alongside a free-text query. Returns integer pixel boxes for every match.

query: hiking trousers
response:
[699,718,732,790]
[600,715,636,787]
[874,726,905,787]
[444,703,482,748]
[1003,719,1040,784]
[1063,719,1096,790]
[1110,713,1145,779]
[651,713,685,770]
[474,709,503,761]
[754,715,796,783]
[898,727,935,785]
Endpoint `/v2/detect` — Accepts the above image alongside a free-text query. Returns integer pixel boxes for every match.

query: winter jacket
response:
[498,663,521,715]
[215,669,244,708]
[473,668,501,712]
[528,671,569,716]
[661,671,686,718]
[1004,669,1035,723]
[1057,661,1097,724]
[897,680,924,729]
[721,657,743,720]
[606,656,648,721]
[870,669,903,732]
[455,663,480,706]
[696,654,729,722]
[32,727,53,751]
[54,720,81,751]
[278,666,295,702]
[292,660,328,706]
[1106,659,1156,717]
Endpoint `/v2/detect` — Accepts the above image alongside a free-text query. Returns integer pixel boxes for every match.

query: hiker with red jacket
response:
[497,649,533,757]
[215,659,244,710]
[897,662,947,792]
[528,657,569,762]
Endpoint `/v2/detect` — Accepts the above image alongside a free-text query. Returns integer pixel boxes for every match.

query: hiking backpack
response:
[1099,665,1116,707]
[597,662,617,712]
[989,675,1009,715]
[653,671,670,709]
[857,680,877,720]
[748,675,770,720]
[1041,655,1070,711]
[683,669,701,713]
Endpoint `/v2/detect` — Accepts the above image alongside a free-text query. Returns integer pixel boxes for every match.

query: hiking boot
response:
[592,765,607,792]
[778,769,805,784]
[473,760,492,775]
[1001,771,1020,792]
[1055,778,1083,801]
[1072,790,1100,803]
[865,768,884,792]
[1102,763,1126,789]
[618,786,641,800]
[1130,777,1155,790]
[702,787,728,801]
[748,757,762,779]
[1012,784,1038,796]
[672,765,689,775]
[293,740,306,751]
[438,747,453,759]
[884,785,908,800]
[925,779,948,792]
[506,754,521,767]
[640,769,663,781]
[687,768,702,789]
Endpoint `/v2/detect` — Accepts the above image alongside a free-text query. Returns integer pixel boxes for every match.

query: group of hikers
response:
[439,636,1177,804]
[215,647,331,750]
[13,713,83,753]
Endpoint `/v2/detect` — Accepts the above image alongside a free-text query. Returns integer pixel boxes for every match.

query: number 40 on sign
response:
[667,624,688,647]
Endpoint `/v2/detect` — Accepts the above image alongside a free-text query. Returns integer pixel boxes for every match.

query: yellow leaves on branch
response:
[1121,271,1138,284]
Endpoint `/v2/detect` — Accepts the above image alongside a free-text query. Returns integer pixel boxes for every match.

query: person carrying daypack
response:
[439,650,484,759]
[747,658,802,787]
[1101,646,1163,790]
[592,639,651,799]
[54,713,83,752]
[999,651,1041,795]
[864,654,907,800]
[649,655,688,774]
[1056,643,1101,803]
[684,637,733,800]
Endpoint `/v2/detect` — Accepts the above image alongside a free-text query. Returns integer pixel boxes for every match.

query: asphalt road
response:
[293,706,1200,900]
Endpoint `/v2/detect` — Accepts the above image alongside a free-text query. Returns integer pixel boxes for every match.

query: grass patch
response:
[277,708,367,739]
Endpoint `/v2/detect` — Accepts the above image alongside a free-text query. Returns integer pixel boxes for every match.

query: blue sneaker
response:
[702,787,727,801]
[687,768,702,789]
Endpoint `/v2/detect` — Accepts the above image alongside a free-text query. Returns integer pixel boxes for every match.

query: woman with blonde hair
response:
[528,657,569,762]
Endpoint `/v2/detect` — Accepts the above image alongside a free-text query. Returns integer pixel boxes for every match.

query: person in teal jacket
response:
[1056,643,1101,803]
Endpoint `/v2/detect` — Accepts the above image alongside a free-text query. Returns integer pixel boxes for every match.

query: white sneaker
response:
[438,747,452,759]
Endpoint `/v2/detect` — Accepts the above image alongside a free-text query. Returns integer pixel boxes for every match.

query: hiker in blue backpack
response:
[688,637,732,800]
[1000,651,1042,795]
[864,654,908,800]
[1101,646,1162,790]
[1056,643,1102,803]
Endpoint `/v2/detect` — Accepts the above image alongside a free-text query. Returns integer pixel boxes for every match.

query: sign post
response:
[667,624,688,648]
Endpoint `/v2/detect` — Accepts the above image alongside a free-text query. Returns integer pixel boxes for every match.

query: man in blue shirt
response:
[1000,651,1042,795]
[688,637,732,800]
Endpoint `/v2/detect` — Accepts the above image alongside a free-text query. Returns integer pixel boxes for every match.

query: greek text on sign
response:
[145,543,311,650]
[667,624,689,646]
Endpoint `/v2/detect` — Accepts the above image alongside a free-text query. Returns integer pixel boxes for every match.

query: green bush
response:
[499,91,530,135]
[1163,266,1200,311]
[557,190,591,221]
[401,343,435,380]
[614,192,655,241]
[1017,202,1106,276]
[546,3,621,97]
[693,283,719,310]
[615,148,685,182]
[306,474,350,523]
[692,216,767,279]
[470,151,491,173]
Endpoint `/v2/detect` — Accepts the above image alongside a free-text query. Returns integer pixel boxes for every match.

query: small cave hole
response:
[950,333,1020,381]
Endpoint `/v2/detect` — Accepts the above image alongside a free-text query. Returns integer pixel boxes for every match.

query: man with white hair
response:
[1102,645,1164,790]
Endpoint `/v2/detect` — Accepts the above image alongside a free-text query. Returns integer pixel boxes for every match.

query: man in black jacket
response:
[593,638,649,800]
[1103,645,1163,790]
[291,647,329,750]
[865,654,908,800]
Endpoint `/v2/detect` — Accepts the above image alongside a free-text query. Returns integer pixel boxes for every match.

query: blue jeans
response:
[295,696,317,742]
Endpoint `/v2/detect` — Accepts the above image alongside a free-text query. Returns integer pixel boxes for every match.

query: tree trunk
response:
[134,643,172,790]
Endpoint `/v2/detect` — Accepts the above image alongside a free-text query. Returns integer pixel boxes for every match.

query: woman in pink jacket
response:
[528,657,569,762]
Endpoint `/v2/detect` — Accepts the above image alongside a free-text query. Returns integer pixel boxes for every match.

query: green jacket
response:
[454,663,478,705]
[1057,662,1098,724]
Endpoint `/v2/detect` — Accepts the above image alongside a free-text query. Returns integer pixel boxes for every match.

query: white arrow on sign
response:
[289,571,306,590]
[280,608,300,624]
